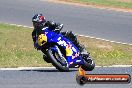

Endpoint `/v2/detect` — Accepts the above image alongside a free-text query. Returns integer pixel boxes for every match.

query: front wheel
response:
[47,48,69,72]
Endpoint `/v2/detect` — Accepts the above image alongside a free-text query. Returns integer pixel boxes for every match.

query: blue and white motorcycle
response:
[36,27,95,72]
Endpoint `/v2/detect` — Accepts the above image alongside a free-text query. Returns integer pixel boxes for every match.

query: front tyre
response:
[47,48,69,72]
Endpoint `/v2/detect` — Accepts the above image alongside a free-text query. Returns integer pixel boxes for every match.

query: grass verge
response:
[79,36,132,66]
[58,0,132,9]
[0,23,52,67]
[0,23,131,67]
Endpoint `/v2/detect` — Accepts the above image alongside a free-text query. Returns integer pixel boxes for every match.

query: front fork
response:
[50,45,69,67]
[50,45,85,67]
[50,45,63,58]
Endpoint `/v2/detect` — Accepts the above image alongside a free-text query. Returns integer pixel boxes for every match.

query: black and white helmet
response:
[32,14,46,28]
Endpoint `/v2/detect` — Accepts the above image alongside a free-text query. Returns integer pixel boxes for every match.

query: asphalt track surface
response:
[0,0,132,88]
[0,0,132,44]
[0,67,131,88]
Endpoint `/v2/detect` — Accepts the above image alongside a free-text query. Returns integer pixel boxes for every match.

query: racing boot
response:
[75,41,90,59]
[43,54,51,63]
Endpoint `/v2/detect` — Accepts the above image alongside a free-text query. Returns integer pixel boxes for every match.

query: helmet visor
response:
[33,22,41,28]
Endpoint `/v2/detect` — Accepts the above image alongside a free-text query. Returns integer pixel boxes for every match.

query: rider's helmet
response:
[32,14,46,29]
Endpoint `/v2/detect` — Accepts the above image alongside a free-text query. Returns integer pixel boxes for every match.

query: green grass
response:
[60,0,132,9]
[0,23,52,67]
[78,36,132,66]
[0,23,131,67]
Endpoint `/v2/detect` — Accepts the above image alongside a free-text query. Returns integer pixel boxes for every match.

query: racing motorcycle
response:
[35,27,95,72]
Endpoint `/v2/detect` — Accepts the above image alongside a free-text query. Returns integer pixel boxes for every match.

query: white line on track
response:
[78,35,132,46]
[8,23,132,46]
[0,65,131,70]
[9,23,33,29]
[0,67,55,70]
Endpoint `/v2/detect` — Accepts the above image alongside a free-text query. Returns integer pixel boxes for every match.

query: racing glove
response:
[55,23,63,32]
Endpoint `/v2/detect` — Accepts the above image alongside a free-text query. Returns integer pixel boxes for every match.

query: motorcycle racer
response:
[32,14,88,57]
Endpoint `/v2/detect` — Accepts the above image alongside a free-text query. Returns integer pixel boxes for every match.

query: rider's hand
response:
[56,23,63,31]
[54,23,63,33]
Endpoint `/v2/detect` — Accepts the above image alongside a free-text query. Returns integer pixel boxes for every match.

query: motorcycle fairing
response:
[39,27,84,66]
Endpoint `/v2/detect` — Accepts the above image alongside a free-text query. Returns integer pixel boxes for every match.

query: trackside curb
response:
[0,65,131,70]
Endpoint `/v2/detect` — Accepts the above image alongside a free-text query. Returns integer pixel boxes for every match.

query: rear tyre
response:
[81,56,95,71]
[47,49,69,72]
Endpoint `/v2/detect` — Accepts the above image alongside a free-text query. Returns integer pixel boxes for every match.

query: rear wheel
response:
[81,56,95,71]
[47,48,69,72]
